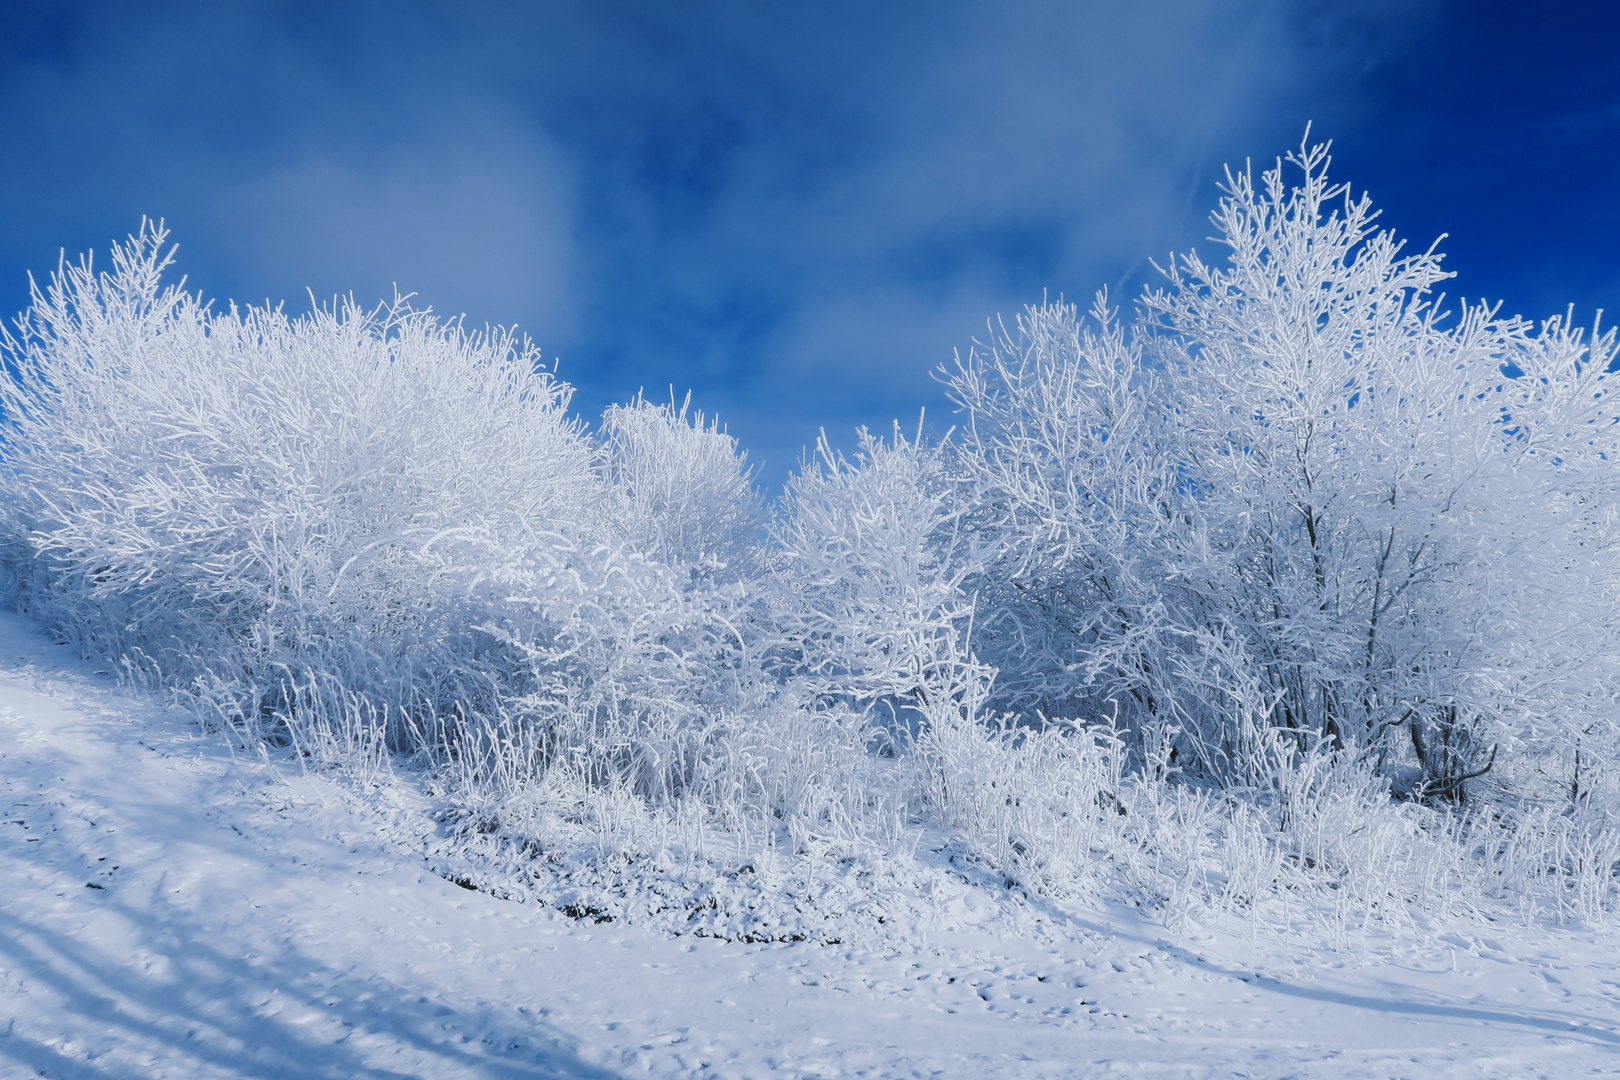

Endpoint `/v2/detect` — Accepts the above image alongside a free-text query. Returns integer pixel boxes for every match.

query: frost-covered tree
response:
[1147,139,1620,798]
[940,139,1620,799]
[942,296,1186,724]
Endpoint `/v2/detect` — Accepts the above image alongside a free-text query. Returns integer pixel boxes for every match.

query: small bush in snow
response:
[771,423,990,736]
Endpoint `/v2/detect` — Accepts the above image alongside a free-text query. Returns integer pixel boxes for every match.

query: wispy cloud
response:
[0,0,1439,484]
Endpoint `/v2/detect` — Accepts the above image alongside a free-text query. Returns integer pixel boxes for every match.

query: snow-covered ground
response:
[2,610,1618,1080]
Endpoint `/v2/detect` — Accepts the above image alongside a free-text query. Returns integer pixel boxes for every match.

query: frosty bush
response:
[0,223,587,719]
[0,221,794,815]
[600,393,764,583]
[771,423,990,733]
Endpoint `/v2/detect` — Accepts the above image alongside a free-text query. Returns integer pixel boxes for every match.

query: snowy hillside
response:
[4,136,1620,1077]
[3,609,1618,1079]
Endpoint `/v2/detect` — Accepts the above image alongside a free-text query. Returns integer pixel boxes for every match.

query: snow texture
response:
[3,610,1618,1079]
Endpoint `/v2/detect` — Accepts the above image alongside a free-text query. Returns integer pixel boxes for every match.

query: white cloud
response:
[0,0,1442,485]
[209,112,579,341]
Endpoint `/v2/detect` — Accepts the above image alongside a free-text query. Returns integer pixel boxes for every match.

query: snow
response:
[2,609,1618,1079]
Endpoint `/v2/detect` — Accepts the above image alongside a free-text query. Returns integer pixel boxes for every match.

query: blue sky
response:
[2,1,1616,488]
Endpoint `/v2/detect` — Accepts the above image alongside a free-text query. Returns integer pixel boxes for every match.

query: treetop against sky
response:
[1,0,1615,487]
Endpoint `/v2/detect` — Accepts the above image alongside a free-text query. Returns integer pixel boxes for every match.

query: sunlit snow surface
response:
[1,610,1617,1079]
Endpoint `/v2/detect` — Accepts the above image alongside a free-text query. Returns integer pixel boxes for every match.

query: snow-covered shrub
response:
[0,221,789,814]
[911,704,1133,898]
[599,393,765,583]
[771,424,990,734]
[0,222,592,723]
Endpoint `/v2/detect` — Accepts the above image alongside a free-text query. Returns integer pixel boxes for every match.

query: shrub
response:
[599,393,765,583]
[0,221,776,811]
[770,423,990,733]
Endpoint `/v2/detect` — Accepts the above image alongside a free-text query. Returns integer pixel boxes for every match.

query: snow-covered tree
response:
[939,139,1620,799]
